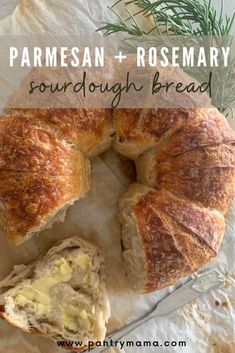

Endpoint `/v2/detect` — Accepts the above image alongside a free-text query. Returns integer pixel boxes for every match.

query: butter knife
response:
[85,269,224,353]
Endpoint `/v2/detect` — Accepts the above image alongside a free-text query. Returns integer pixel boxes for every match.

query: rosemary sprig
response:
[98,7,149,36]
[97,0,235,116]
[98,0,235,37]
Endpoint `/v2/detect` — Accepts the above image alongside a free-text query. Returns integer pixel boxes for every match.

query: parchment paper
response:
[0,1,234,353]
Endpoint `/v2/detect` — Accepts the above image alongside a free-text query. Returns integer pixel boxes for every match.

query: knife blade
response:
[150,269,224,317]
[81,269,224,353]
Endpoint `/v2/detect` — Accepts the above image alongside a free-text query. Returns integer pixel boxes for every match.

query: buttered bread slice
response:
[0,237,110,347]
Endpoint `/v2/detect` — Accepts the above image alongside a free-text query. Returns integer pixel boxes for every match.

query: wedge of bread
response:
[119,183,225,293]
[0,237,110,348]
[0,116,91,245]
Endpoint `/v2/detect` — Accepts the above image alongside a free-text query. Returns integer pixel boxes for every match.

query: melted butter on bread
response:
[73,253,91,270]
[15,258,72,315]
[14,254,93,329]
[61,305,91,331]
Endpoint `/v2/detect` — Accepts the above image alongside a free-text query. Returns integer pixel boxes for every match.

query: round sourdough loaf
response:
[0,106,234,294]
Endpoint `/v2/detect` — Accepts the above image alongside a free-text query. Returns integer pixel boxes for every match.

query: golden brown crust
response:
[0,305,5,316]
[156,108,235,158]
[5,57,114,159]
[0,116,91,245]
[114,107,235,160]
[1,88,234,301]
[148,109,235,213]
[113,108,191,159]
[135,107,235,214]
[0,171,89,245]
[6,108,114,158]
[0,115,87,174]
[134,189,225,292]
[156,144,235,214]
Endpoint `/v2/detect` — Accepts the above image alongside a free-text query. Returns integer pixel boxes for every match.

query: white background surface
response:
[0,0,18,19]
[0,0,235,33]
[0,0,235,31]
[0,1,234,353]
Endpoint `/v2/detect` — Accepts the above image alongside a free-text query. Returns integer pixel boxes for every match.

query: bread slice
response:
[0,115,91,245]
[0,237,110,348]
[119,183,225,293]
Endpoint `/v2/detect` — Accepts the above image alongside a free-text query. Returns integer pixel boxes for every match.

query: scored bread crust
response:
[0,115,91,245]
[113,108,191,160]
[0,103,234,294]
[119,183,225,293]
[114,107,235,160]
[117,107,234,292]
[136,108,235,214]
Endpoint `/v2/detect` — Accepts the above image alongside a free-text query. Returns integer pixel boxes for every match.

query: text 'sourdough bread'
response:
[5,63,115,159]
[0,115,91,245]
[0,237,110,347]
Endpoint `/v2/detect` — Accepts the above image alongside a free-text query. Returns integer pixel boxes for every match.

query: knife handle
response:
[107,316,153,341]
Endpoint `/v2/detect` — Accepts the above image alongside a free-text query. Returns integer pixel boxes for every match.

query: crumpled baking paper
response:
[0,1,234,353]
